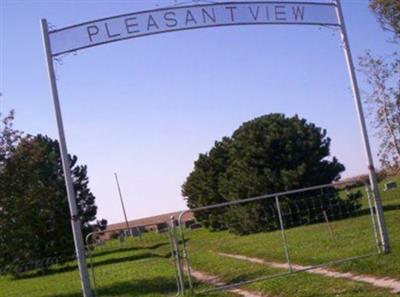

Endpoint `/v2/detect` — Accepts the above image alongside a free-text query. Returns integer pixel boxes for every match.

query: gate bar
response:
[365,185,382,253]
[167,224,183,295]
[275,196,292,272]
[171,216,185,293]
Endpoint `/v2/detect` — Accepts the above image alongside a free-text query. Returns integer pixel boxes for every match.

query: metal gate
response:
[85,219,183,296]
[175,180,382,295]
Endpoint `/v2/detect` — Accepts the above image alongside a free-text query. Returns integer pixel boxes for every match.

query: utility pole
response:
[114,172,132,236]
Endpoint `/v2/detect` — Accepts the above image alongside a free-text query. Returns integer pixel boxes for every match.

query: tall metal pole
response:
[114,172,132,235]
[40,19,93,297]
[334,0,390,253]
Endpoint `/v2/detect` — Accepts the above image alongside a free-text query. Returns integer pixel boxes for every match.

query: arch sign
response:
[48,1,339,56]
[40,1,389,297]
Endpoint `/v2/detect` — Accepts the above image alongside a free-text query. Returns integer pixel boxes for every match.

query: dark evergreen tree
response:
[0,135,106,276]
[183,114,361,235]
[182,137,231,230]
[219,114,345,198]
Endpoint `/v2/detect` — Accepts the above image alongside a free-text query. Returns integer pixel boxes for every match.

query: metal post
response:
[322,210,336,244]
[334,0,390,253]
[275,196,292,272]
[40,19,93,297]
[178,218,193,290]
[170,216,185,294]
[365,185,382,253]
[167,225,182,295]
[114,172,132,236]
[85,233,99,297]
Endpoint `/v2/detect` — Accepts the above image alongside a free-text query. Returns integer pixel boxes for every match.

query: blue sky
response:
[1,0,397,223]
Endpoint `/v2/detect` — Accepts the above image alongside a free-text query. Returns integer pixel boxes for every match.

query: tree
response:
[0,135,106,276]
[359,51,400,170]
[182,137,231,230]
[0,109,23,171]
[219,114,344,197]
[359,0,400,173]
[182,114,360,235]
[370,0,400,41]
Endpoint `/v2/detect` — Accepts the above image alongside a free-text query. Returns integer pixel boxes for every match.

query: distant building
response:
[155,222,168,233]
[101,211,195,240]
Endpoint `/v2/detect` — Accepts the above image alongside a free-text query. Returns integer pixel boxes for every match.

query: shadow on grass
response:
[88,241,171,259]
[49,277,178,297]
[12,251,172,281]
[9,238,188,280]
[383,203,400,212]
[353,204,400,220]
[348,203,399,219]
[90,251,172,269]
[289,203,400,230]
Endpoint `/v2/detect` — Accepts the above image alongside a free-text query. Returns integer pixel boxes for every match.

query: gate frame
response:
[85,221,183,296]
[177,179,383,294]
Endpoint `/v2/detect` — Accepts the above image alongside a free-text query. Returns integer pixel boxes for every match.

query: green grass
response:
[182,209,400,296]
[1,240,178,297]
[188,250,396,297]
[1,177,399,296]
[1,230,232,297]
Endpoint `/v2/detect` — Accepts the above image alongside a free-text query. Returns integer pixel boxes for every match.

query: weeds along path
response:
[218,252,400,294]
[190,268,270,297]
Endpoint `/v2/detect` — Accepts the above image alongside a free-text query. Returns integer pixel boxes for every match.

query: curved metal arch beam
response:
[47,1,339,56]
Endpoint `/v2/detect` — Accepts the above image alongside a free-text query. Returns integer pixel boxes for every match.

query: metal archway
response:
[40,2,389,296]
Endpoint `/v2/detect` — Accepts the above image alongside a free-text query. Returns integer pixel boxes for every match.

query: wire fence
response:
[85,222,181,297]
[176,180,387,294]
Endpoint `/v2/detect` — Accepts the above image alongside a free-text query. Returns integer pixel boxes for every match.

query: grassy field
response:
[1,177,399,297]
[1,243,176,297]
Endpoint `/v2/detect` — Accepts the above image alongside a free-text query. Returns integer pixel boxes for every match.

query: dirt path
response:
[218,252,400,294]
[190,268,269,297]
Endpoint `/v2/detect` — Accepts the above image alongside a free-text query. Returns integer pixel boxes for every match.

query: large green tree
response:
[182,114,360,234]
[0,135,106,276]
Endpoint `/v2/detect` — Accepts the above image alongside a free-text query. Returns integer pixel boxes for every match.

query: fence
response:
[1,221,182,297]
[85,221,182,297]
[176,180,384,294]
